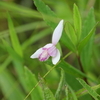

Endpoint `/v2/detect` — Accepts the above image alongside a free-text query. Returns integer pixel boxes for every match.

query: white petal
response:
[48,45,57,57]
[30,48,43,58]
[52,20,64,45]
[52,49,60,65]
[43,43,53,48]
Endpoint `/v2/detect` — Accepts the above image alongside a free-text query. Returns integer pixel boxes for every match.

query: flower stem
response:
[24,51,72,100]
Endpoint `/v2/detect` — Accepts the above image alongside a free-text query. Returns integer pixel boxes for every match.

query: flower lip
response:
[47,45,57,57]
[38,50,50,61]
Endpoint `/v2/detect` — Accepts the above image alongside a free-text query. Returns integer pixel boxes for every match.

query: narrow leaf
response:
[78,22,98,53]
[2,39,23,62]
[76,84,100,98]
[66,83,78,100]
[0,70,25,100]
[73,4,82,41]
[61,32,76,52]
[55,68,65,100]
[33,0,57,28]
[0,56,11,73]
[77,78,99,100]
[0,1,41,18]
[57,60,86,78]
[65,86,69,100]
[24,67,43,100]
[80,8,96,72]
[7,13,23,57]
[65,22,77,45]
[39,75,56,100]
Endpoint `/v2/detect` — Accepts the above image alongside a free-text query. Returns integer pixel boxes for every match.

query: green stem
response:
[77,56,88,84]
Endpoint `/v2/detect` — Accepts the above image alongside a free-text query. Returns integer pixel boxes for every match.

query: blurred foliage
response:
[0,0,100,100]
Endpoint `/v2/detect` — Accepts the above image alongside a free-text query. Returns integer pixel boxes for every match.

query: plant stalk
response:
[77,56,88,84]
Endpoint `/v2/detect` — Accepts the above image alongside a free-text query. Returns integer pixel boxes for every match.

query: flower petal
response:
[43,43,53,49]
[52,20,64,45]
[30,48,43,58]
[52,49,60,65]
[48,45,57,57]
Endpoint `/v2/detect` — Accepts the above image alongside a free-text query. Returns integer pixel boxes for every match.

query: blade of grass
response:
[0,1,41,18]
[0,70,25,100]
[0,21,46,38]
[7,13,23,57]
[77,78,100,100]
[76,84,100,98]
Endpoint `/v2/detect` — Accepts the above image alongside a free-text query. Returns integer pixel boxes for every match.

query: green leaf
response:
[0,21,46,38]
[0,1,41,18]
[57,60,86,78]
[78,22,98,53]
[0,70,25,100]
[61,32,76,52]
[39,75,56,100]
[65,22,77,45]
[66,83,78,100]
[80,8,96,72]
[73,4,82,41]
[7,13,23,57]
[24,67,43,100]
[2,39,23,62]
[55,68,65,100]
[33,0,57,28]
[0,56,11,73]
[2,39,27,91]
[77,78,99,100]
[65,86,69,100]
[76,84,100,98]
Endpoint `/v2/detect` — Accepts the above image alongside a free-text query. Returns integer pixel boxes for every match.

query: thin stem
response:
[24,51,72,100]
[77,56,88,84]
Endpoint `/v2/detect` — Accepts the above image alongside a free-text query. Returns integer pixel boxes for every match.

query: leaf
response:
[55,68,65,100]
[0,1,41,18]
[62,69,78,100]
[0,21,46,38]
[2,39,23,62]
[2,39,27,91]
[78,22,98,53]
[76,84,100,98]
[66,83,78,100]
[33,0,57,28]
[80,8,96,72]
[7,13,23,57]
[65,86,69,100]
[57,60,86,78]
[0,56,11,73]
[65,22,77,45]
[0,70,25,100]
[73,4,82,41]
[61,32,76,52]
[77,78,99,100]
[24,67,43,100]
[39,75,56,100]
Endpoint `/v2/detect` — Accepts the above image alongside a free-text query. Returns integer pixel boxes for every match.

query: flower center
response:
[39,50,50,61]
[47,45,57,57]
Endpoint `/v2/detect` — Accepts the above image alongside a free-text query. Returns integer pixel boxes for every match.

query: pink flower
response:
[30,20,64,65]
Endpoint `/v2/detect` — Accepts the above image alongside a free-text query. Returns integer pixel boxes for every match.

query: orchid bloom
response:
[30,20,64,65]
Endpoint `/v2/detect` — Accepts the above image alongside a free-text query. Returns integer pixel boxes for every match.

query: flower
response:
[30,20,64,65]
